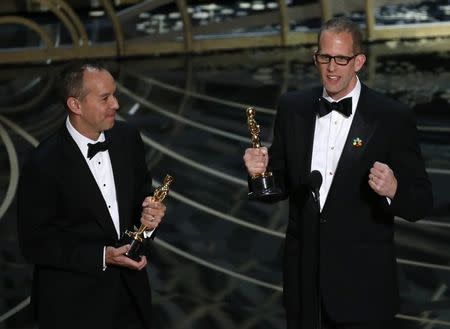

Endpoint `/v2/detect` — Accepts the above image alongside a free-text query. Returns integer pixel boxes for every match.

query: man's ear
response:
[354,53,366,72]
[312,48,318,67]
[67,96,81,114]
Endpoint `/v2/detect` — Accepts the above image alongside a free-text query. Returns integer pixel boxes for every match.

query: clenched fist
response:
[368,161,397,199]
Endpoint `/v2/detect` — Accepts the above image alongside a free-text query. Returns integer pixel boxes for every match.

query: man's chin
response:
[324,85,345,99]
[104,120,116,131]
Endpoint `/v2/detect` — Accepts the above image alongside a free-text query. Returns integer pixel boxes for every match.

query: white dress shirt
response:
[310,78,361,210]
[66,117,120,239]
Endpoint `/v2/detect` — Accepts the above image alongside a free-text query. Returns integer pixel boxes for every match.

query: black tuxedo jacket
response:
[267,84,433,328]
[18,121,153,329]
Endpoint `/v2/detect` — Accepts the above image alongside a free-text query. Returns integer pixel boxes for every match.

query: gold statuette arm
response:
[136,174,174,235]
[246,107,261,148]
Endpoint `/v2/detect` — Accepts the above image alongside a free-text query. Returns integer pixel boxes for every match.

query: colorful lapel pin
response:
[352,137,363,147]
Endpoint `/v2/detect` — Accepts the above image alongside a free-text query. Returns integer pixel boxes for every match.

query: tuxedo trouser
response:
[321,319,395,329]
[321,307,395,329]
[113,276,147,329]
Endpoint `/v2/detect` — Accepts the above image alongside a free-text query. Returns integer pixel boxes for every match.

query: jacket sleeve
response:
[268,101,290,199]
[131,128,153,229]
[388,108,433,221]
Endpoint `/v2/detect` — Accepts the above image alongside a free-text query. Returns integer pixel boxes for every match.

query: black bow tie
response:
[87,140,109,160]
[317,97,352,117]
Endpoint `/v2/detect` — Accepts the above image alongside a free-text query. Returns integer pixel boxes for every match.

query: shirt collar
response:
[66,116,105,160]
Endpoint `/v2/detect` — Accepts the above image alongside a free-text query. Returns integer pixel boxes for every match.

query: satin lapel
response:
[322,87,379,211]
[106,128,130,236]
[61,127,118,239]
[301,100,317,180]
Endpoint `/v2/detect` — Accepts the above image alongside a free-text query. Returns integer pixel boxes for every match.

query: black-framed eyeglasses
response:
[314,53,360,66]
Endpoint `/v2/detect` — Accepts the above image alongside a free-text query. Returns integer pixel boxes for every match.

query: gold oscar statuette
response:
[120,174,174,261]
[246,107,281,200]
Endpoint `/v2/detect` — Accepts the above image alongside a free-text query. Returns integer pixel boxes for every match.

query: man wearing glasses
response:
[243,17,432,329]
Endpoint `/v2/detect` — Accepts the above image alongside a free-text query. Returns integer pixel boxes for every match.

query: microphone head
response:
[308,170,323,191]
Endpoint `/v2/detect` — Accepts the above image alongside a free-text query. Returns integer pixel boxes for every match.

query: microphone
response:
[308,170,323,209]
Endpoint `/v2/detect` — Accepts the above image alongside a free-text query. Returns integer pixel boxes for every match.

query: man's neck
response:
[68,115,101,141]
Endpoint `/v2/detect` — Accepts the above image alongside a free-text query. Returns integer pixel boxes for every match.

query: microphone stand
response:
[311,182,322,329]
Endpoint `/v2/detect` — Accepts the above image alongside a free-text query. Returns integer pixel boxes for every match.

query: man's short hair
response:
[317,17,364,54]
[59,61,106,110]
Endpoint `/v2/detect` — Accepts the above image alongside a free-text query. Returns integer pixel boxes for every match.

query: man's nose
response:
[327,59,337,71]
[110,96,119,110]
